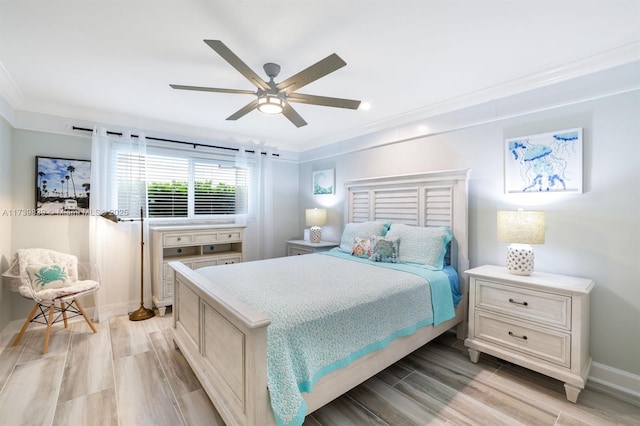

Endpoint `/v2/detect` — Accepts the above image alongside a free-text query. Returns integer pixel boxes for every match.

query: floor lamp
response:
[101,208,155,321]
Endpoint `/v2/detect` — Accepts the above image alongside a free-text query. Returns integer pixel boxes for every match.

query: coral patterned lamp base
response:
[506,244,535,275]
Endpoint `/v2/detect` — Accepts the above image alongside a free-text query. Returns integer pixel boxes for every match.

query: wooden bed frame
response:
[170,169,470,425]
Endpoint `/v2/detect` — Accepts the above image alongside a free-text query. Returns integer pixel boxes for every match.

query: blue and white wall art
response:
[504,128,583,194]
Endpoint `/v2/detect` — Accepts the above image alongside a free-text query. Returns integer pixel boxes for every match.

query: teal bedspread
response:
[196,253,456,426]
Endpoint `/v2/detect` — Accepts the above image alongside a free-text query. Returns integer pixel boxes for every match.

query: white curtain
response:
[90,127,150,321]
[235,148,273,261]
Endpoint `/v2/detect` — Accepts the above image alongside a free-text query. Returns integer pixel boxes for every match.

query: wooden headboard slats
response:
[344,169,470,274]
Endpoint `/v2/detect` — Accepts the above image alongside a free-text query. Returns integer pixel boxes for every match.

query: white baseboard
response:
[589,361,640,402]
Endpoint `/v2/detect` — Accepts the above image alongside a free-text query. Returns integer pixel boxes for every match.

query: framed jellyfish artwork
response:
[504,128,583,194]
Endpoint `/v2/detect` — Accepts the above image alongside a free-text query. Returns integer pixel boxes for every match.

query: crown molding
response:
[299,57,640,163]
[301,41,640,153]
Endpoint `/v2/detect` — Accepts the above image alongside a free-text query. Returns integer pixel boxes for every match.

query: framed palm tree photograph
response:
[35,156,91,215]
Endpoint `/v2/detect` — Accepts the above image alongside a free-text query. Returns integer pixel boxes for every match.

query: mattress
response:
[196,252,457,426]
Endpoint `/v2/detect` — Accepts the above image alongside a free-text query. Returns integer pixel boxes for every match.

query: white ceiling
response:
[1,1,639,153]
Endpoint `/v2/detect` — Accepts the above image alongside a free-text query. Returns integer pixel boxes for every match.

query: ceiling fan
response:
[170,40,361,127]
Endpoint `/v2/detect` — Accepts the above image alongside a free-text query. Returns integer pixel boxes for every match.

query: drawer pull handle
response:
[228,234,232,238]
[508,298,528,306]
[508,331,528,340]
[177,237,182,241]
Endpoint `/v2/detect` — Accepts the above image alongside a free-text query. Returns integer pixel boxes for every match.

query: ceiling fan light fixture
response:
[257,94,284,114]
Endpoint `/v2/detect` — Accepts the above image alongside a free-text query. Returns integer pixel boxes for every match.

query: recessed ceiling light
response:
[359,102,371,111]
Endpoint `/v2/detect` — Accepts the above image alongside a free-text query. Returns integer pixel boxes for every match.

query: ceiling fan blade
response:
[282,103,308,127]
[170,84,255,95]
[287,93,361,110]
[203,40,270,91]
[276,53,347,94]
[226,99,259,121]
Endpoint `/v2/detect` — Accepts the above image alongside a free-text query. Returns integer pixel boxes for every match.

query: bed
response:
[170,169,470,426]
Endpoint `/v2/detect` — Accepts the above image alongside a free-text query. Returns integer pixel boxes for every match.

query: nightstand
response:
[286,240,339,256]
[464,265,595,403]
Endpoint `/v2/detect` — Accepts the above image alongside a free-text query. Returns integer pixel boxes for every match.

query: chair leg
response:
[43,302,56,354]
[74,300,97,334]
[12,303,40,347]
[61,301,68,328]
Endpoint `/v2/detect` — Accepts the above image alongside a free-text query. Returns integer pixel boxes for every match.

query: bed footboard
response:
[169,261,276,426]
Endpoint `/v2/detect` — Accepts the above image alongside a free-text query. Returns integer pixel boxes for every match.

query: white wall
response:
[9,130,93,319]
[0,117,12,331]
[300,89,640,378]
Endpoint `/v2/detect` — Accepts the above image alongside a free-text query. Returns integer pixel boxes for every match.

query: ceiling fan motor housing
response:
[263,63,281,79]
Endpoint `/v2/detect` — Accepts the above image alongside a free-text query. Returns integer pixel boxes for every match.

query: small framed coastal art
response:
[504,128,583,194]
[312,169,335,195]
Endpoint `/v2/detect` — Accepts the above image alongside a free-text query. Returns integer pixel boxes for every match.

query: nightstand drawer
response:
[288,246,313,256]
[475,311,570,367]
[476,280,571,329]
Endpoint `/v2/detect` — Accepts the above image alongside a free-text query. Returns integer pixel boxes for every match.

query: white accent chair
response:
[3,248,100,353]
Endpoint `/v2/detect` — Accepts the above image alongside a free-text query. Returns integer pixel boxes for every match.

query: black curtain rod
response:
[71,126,278,156]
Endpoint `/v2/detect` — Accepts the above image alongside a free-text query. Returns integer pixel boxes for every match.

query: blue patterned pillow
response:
[339,221,390,253]
[385,224,452,269]
[368,236,400,263]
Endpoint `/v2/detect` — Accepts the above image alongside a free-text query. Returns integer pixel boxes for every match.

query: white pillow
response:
[385,224,452,269]
[26,263,72,292]
[339,221,390,253]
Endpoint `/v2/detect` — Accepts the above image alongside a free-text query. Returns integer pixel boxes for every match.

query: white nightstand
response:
[464,265,595,403]
[286,240,339,256]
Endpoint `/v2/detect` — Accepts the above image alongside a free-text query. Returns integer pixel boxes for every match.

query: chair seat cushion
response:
[22,280,99,301]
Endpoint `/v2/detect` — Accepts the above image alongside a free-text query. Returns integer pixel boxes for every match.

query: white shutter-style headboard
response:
[344,169,470,273]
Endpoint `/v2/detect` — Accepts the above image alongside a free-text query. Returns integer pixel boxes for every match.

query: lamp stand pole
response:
[128,208,155,321]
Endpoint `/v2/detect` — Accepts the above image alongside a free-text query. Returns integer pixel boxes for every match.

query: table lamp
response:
[497,210,545,275]
[305,208,327,243]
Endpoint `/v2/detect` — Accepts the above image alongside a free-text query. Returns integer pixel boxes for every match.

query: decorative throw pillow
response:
[385,223,453,269]
[368,236,400,263]
[339,221,390,253]
[26,263,71,292]
[351,236,372,258]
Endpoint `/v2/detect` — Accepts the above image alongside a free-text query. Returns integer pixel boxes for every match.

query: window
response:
[115,146,251,219]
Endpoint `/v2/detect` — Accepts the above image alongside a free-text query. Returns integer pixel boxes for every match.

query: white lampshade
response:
[305,208,327,243]
[305,208,327,227]
[497,210,545,275]
[497,210,545,244]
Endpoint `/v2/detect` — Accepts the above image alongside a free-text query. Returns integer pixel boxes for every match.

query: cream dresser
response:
[465,265,595,403]
[150,224,245,316]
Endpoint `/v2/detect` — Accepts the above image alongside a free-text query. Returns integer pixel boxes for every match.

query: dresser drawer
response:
[476,279,571,329]
[475,311,570,367]
[164,233,194,246]
[191,258,220,269]
[216,255,242,265]
[192,232,219,244]
[217,230,243,242]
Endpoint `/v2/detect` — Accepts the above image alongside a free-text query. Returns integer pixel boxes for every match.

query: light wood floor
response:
[0,310,638,425]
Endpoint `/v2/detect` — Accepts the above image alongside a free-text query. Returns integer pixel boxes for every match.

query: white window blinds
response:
[115,145,252,219]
